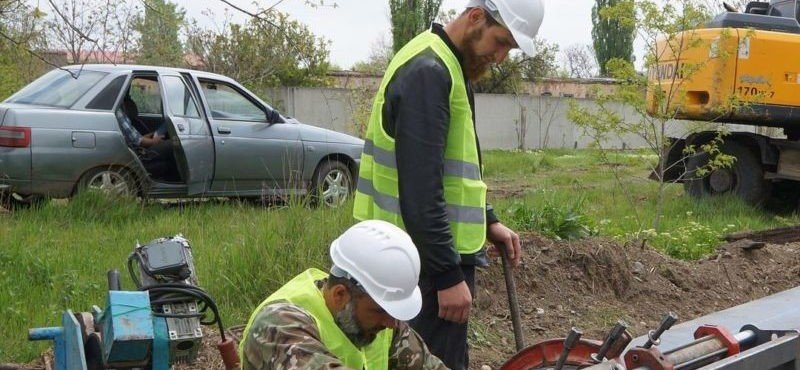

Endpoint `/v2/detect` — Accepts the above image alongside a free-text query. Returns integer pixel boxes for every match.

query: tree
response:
[351,33,393,74]
[0,1,47,99]
[561,44,598,79]
[591,0,635,76]
[389,0,442,53]
[435,7,458,24]
[473,38,559,94]
[568,0,737,231]
[42,0,139,65]
[186,9,330,92]
[135,0,184,67]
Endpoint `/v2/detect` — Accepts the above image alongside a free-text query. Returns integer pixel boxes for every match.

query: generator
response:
[28,235,239,370]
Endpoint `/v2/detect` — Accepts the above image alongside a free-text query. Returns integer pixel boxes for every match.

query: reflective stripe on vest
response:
[363,139,482,181]
[357,177,485,224]
[239,269,393,370]
[353,30,488,254]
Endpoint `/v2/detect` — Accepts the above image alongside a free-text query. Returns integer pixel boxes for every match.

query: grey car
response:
[0,65,363,207]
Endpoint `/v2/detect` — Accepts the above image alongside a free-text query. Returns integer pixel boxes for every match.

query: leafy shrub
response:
[504,194,597,240]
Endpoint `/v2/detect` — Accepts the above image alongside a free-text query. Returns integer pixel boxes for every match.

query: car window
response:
[6,69,107,108]
[163,76,200,118]
[86,75,126,110]
[199,80,266,121]
[129,77,162,115]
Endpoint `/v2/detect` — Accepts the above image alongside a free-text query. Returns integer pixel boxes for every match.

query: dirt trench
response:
[469,234,800,369]
[15,235,800,370]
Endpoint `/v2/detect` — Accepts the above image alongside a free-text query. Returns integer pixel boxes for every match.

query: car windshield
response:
[6,69,107,108]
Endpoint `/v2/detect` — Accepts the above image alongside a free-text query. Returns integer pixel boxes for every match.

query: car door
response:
[193,77,303,195]
[158,71,214,195]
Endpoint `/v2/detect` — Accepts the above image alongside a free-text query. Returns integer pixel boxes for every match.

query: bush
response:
[504,194,597,240]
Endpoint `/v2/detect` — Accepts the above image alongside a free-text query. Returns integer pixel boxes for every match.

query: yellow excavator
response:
[649,0,800,206]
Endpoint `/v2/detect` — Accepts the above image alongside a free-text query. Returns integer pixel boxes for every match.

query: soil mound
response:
[471,234,800,368]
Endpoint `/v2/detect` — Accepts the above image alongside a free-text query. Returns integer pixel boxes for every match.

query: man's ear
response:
[329,283,352,310]
[466,7,488,26]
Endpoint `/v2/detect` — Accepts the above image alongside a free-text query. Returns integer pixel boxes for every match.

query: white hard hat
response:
[329,220,422,321]
[467,0,545,56]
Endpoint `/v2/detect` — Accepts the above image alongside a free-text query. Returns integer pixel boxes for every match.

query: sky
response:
[177,0,597,69]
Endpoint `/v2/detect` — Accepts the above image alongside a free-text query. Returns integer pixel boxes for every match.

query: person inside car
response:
[115,97,177,181]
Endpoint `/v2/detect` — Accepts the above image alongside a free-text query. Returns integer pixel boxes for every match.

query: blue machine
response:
[27,236,226,370]
[29,290,172,370]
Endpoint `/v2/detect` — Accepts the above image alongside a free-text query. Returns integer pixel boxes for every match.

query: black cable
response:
[140,284,227,341]
[128,245,228,342]
[127,252,142,289]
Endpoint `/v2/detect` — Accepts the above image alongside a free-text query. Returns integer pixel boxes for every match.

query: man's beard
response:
[463,27,493,81]
[335,300,377,348]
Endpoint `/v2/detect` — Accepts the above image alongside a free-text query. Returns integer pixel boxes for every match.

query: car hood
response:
[290,119,364,145]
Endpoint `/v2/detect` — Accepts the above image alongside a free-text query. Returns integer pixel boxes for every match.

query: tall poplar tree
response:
[591,0,635,76]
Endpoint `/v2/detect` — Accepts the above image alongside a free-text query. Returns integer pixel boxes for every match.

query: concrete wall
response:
[272,87,775,150]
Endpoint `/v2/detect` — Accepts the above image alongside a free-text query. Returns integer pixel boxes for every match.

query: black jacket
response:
[381,24,499,290]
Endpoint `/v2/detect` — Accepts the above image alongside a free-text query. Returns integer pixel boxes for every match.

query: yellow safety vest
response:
[353,30,488,254]
[240,269,393,370]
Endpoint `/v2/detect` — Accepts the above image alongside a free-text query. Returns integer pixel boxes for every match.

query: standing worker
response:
[240,220,450,370]
[353,0,545,369]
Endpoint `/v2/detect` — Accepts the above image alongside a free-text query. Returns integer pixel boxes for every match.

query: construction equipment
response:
[499,316,800,370]
[648,0,800,206]
[28,235,240,370]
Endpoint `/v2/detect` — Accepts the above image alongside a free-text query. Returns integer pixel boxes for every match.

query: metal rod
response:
[674,348,728,370]
[734,330,757,347]
[592,321,628,363]
[554,328,582,370]
[499,246,525,352]
[668,330,757,370]
[28,327,63,341]
[664,335,718,357]
[644,312,678,349]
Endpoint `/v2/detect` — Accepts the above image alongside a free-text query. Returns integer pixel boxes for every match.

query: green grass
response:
[1,149,799,362]
[0,194,350,362]
[484,149,799,259]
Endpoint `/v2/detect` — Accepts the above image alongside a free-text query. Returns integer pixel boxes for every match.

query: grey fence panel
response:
[277,87,763,149]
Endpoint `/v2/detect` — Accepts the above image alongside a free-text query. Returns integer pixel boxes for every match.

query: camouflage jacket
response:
[241,302,449,370]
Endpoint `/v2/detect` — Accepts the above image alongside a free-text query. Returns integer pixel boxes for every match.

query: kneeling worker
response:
[240,220,450,370]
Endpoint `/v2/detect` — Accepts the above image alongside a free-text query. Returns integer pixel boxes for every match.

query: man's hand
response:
[141,133,163,148]
[437,281,472,323]
[486,222,522,267]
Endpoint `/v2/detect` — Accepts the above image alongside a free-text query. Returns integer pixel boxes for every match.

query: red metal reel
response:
[693,325,740,357]
[500,339,604,370]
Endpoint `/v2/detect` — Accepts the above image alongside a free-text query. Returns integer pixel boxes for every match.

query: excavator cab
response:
[740,0,795,17]
[707,1,800,33]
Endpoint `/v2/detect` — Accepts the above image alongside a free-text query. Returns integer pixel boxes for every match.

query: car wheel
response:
[311,160,353,207]
[684,141,770,206]
[1,192,46,210]
[77,167,137,198]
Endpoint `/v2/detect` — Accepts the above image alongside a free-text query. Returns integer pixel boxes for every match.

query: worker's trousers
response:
[409,264,476,370]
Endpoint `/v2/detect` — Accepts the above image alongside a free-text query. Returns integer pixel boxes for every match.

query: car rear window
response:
[86,75,126,110]
[5,69,107,108]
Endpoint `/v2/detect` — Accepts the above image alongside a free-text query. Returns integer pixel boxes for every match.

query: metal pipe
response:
[108,269,121,291]
[668,330,757,370]
[734,330,757,347]
[674,348,728,370]
[28,327,63,341]
[499,245,525,352]
[664,335,721,363]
